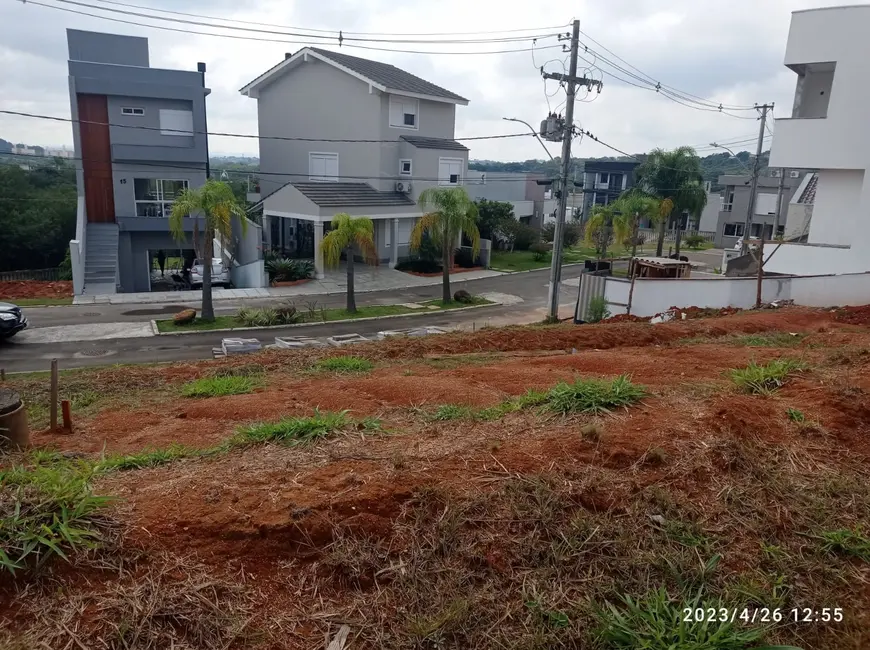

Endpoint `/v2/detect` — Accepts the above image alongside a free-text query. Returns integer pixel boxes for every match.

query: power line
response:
[23,0,565,55]
[0,109,532,144]
[90,0,569,37]
[52,0,562,44]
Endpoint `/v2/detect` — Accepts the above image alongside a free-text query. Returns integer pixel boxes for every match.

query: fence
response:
[636,229,716,244]
[574,272,606,322]
[0,267,61,282]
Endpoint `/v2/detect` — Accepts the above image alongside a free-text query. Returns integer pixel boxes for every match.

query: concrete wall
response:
[763,241,860,275]
[107,96,196,153]
[697,192,721,232]
[67,28,149,66]
[111,162,206,222]
[231,260,266,289]
[257,59,383,197]
[809,169,864,246]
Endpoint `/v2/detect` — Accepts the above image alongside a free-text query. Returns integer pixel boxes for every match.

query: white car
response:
[190,259,230,288]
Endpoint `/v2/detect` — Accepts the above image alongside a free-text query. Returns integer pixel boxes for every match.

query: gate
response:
[574,272,606,323]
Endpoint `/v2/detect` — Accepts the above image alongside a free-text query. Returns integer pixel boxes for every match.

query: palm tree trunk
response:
[631,215,639,257]
[674,213,683,258]
[201,227,215,322]
[346,244,356,313]
[655,213,669,257]
[442,237,451,303]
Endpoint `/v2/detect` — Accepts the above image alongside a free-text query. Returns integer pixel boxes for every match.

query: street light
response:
[503,117,555,161]
[709,143,751,172]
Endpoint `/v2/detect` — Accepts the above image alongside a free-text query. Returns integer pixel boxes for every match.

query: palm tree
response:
[410,186,480,303]
[634,147,707,256]
[169,179,247,322]
[583,204,618,258]
[320,213,377,313]
[610,189,663,257]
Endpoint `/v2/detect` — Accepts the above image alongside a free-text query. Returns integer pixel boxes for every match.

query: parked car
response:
[0,302,28,339]
[190,259,230,288]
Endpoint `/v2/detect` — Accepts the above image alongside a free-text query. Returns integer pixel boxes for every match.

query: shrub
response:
[58,248,72,281]
[622,234,646,251]
[541,222,556,243]
[181,375,258,398]
[530,241,551,262]
[730,359,805,394]
[275,304,299,324]
[510,223,539,251]
[173,308,196,325]
[313,356,374,373]
[545,375,645,415]
[684,234,707,249]
[453,289,473,303]
[0,462,112,575]
[395,258,442,274]
[563,221,583,248]
[586,295,611,323]
[454,248,479,268]
[266,258,314,282]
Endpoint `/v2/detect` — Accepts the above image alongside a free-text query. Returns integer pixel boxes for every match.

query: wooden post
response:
[755,232,766,309]
[50,358,58,431]
[0,368,5,381]
[61,399,72,431]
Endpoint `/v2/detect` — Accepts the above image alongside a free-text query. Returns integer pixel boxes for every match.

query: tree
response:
[474,198,514,242]
[584,204,617,258]
[410,187,480,303]
[610,189,663,257]
[634,147,707,256]
[169,179,247,322]
[320,213,377,313]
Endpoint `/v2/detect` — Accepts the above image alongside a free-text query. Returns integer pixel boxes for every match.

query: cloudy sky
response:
[0,0,832,161]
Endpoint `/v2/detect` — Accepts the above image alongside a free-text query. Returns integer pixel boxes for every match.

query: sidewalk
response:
[74,268,505,305]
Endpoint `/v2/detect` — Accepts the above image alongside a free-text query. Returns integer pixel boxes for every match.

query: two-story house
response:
[66,29,209,295]
[765,5,870,275]
[578,161,640,223]
[240,47,469,278]
[465,171,557,230]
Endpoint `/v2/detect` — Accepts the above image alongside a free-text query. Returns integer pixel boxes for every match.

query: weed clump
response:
[181,375,258,398]
[545,375,645,415]
[231,410,349,446]
[730,359,804,395]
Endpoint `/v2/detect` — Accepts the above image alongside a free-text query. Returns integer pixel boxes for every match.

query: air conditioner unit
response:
[770,169,781,177]
[395,181,412,193]
[789,170,800,178]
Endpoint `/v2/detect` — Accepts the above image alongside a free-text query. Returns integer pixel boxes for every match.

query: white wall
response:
[763,241,864,275]
[604,271,870,317]
[231,259,266,289]
[808,169,864,246]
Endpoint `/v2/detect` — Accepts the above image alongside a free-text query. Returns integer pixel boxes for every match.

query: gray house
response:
[241,47,469,277]
[66,29,211,295]
[714,171,809,248]
[578,161,640,223]
[465,171,557,229]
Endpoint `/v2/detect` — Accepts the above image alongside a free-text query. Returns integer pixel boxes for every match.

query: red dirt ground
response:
[0,280,72,299]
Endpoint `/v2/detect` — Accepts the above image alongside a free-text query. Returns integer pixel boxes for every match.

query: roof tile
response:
[292,182,415,208]
[400,135,468,151]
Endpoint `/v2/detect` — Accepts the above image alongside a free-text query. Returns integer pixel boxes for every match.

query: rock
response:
[453,289,473,303]
[174,308,197,324]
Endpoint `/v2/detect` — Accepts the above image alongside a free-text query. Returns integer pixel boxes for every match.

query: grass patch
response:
[429,404,477,421]
[490,247,591,272]
[9,297,74,307]
[816,528,870,562]
[786,407,805,423]
[155,298,494,332]
[0,461,112,575]
[230,410,350,446]
[730,359,805,395]
[730,332,806,347]
[95,445,198,472]
[313,356,374,373]
[181,375,258,398]
[544,375,646,415]
[594,587,765,649]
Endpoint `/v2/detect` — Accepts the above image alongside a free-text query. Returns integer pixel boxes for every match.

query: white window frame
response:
[438,157,464,186]
[121,107,144,116]
[308,152,339,182]
[399,159,412,176]
[723,223,744,237]
[158,109,194,136]
[389,95,419,130]
[133,178,189,218]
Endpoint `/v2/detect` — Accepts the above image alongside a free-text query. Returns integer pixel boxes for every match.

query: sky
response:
[0,0,834,162]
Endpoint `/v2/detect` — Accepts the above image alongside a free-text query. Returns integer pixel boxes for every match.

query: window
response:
[723,223,744,237]
[133,179,189,217]
[121,107,144,116]
[389,96,418,129]
[159,109,194,136]
[599,172,609,183]
[309,152,339,182]
[399,159,412,176]
[438,157,463,185]
[723,188,734,212]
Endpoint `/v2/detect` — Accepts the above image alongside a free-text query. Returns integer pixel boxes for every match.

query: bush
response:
[266,258,314,282]
[58,248,72,281]
[454,248,479,268]
[684,234,707,249]
[622,234,646,252]
[453,289,473,303]
[235,307,285,327]
[586,295,611,323]
[541,221,582,248]
[530,241,552,262]
[274,304,299,325]
[510,223,539,251]
[395,258,442,274]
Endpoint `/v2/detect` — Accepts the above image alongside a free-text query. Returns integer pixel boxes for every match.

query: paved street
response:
[0,267,586,373]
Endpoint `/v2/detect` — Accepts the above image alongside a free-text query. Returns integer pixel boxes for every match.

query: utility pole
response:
[742,103,774,254]
[541,20,602,322]
[773,168,787,239]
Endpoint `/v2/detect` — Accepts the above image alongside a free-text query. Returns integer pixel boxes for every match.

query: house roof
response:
[240,47,468,105]
[291,182,415,208]
[400,135,468,151]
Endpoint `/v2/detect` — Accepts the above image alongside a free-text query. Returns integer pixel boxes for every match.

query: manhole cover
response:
[78,349,112,357]
[83,312,101,317]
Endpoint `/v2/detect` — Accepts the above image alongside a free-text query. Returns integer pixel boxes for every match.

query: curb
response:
[151,301,501,336]
[488,262,588,275]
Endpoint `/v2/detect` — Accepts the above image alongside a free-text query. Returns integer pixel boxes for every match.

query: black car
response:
[0,302,27,339]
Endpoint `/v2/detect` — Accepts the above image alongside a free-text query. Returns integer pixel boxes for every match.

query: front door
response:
[77,94,115,222]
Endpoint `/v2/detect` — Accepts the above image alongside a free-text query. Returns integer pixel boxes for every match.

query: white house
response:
[765,4,870,275]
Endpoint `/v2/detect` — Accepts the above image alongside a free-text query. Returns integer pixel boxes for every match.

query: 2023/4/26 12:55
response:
[682,607,844,623]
